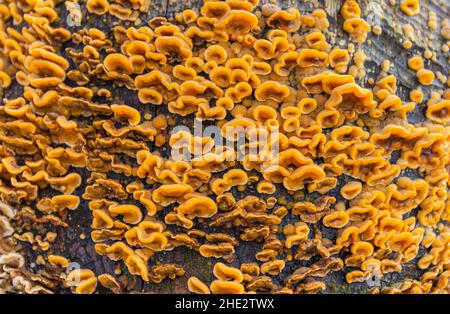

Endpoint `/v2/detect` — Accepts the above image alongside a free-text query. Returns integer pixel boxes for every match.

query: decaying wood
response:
[9,0,449,293]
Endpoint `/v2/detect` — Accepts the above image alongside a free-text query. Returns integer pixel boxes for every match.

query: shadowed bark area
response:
[11,0,449,294]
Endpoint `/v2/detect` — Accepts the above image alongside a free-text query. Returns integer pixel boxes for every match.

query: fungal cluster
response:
[0,0,449,294]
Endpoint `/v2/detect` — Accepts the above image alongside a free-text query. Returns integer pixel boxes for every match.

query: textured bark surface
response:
[12,0,450,293]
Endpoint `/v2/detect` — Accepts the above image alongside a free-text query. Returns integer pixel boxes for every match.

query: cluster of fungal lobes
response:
[0,0,449,294]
